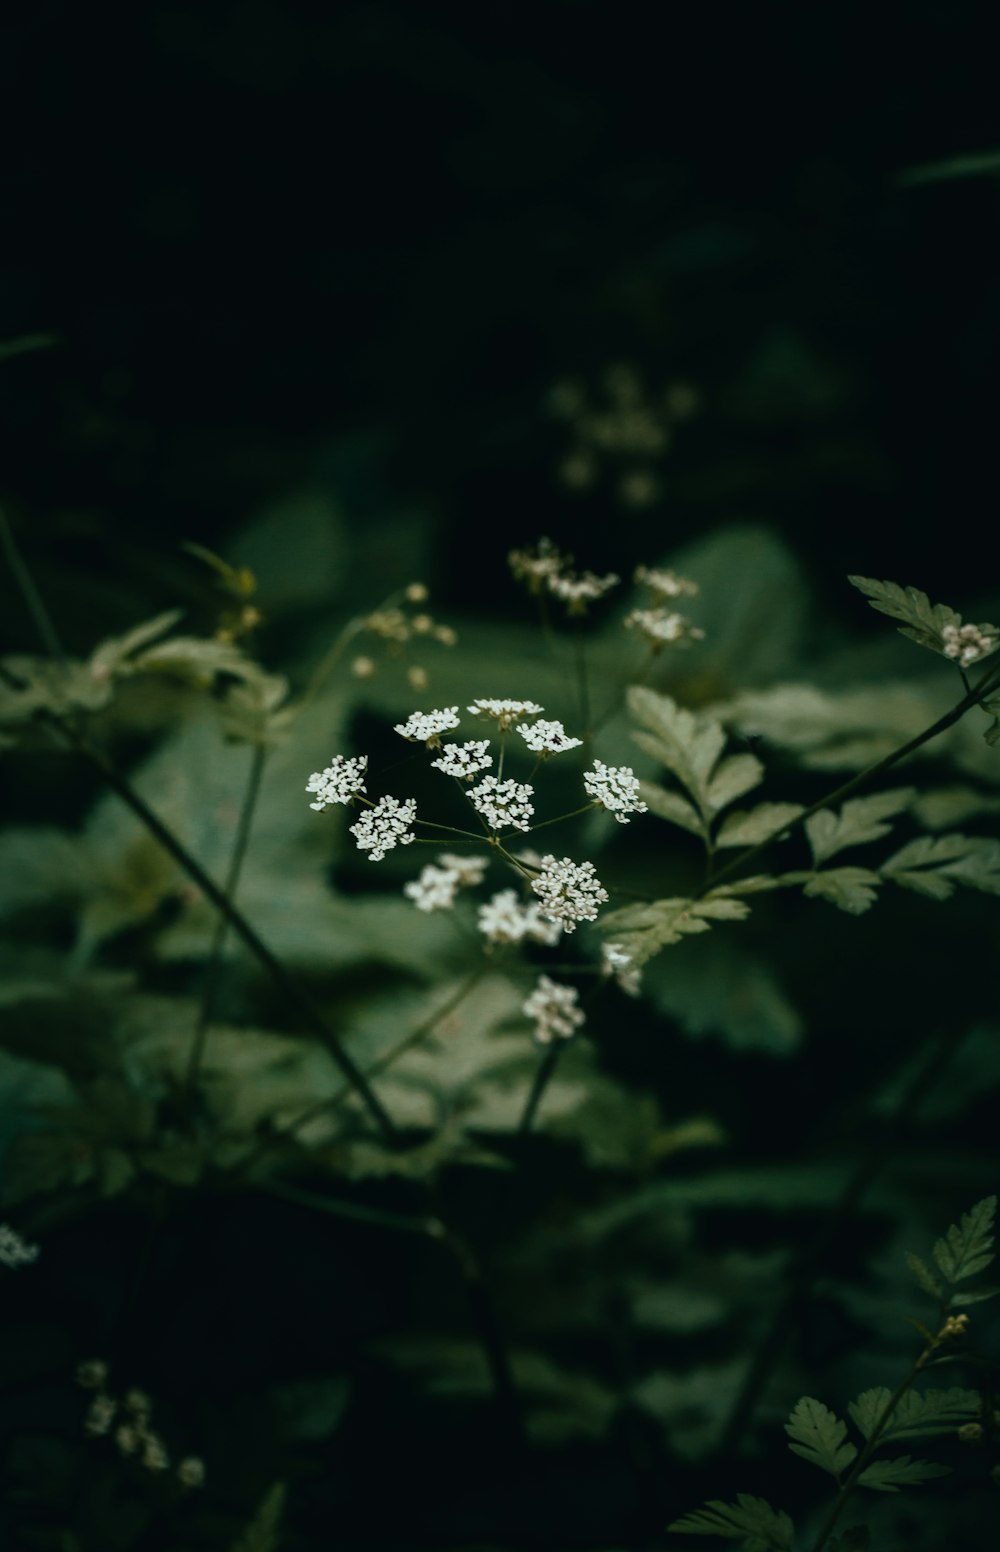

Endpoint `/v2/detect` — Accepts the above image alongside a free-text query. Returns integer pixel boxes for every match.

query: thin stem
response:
[573,627,592,743]
[0,506,65,661]
[518,1043,561,1135]
[526,802,599,836]
[46,716,397,1141]
[183,741,267,1096]
[260,1178,442,1237]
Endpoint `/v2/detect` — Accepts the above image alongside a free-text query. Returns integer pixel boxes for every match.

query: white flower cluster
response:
[547,569,620,614]
[634,565,699,601]
[305,754,368,811]
[477,889,562,946]
[403,851,489,911]
[523,974,585,1044]
[601,941,641,997]
[508,537,565,593]
[430,740,493,780]
[584,760,648,823]
[76,1362,204,1484]
[469,775,535,832]
[393,706,461,745]
[467,697,544,731]
[517,718,583,755]
[350,795,417,860]
[0,1223,39,1269]
[625,607,705,650]
[530,854,608,933]
[942,622,999,668]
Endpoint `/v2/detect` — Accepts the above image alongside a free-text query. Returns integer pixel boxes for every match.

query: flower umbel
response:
[306,754,368,811]
[350,795,418,860]
[584,760,648,823]
[547,569,620,615]
[477,889,563,946]
[404,864,461,912]
[531,854,608,933]
[941,621,999,668]
[625,607,705,651]
[517,719,583,756]
[523,974,585,1044]
[430,740,493,780]
[467,698,544,731]
[469,775,535,833]
[393,707,461,746]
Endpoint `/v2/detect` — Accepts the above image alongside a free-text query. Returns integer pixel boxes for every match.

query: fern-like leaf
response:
[668,1493,794,1548]
[599,895,750,968]
[715,802,803,849]
[805,788,915,866]
[785,1396,857,1478]
[856,1455,950,1493]
[932,1195,997,1283]
[802,868,881,915]
[848,1385,981,1444]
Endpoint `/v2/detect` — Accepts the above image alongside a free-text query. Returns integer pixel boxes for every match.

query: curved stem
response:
[518,1043,562,1135]
[183,741,267,1097]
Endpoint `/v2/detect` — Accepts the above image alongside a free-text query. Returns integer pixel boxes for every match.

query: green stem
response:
[183,741,267,1097]
[0,506,65,661]
[518,1043,562,1135]
[47,717,397,1141]
[526,802,600,836]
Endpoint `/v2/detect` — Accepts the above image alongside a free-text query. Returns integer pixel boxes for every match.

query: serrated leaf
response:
[882,833,1000,900]
[949,1285,1000,1306]
[905,1252,944,1302]
[715,802,803,849]
[848,1386,980,1444]
[913,786,1000,830]
[88,610,184,680]
[847,575,970,657]
[857,1455,950,1493]
[628,687,727,818]
[803,868,881,914]
[668,1494,794,1548]
[600,895,750,968]
[785,1396,857,1478]
[638,779,705,837]
[705,752,764,814]
[932,1195,997,1283]
[805,788,915,865]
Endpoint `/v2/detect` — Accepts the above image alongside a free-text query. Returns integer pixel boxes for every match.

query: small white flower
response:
[477,889,563,945]
[178,1457,206,1489]
[625,607,705,650]
[85,1394,118,1437]
[349,795,418,861]
[601,941,642,997]
[393,707,461,746]
[546,569,620,614]
[508,537,567,593]
[142,1432,171,1472]
[517,719,583,756]
[305,754,368,811]
[584,760,648,824]
[634,565,699,601]
[404,864,460,912]
[75,1359,108,1390]
[438,851,489,886]
[942,621,999,668]
[531,854,608,933]
[469,775,535,832]
[431,740,493,780]
[0,1223,39,1268]
[467,698,544,731]
[523,974,585,1044]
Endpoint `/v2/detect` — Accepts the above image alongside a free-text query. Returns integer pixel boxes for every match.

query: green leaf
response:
[629,687,727,819]
[88,610,184,681]
[913,786,1000,830]
[905,1252,945,1302]
[230,1482,287,1552]
[638,780,705,837]
[668,1494,794,1548]
[848,1386,981,1444]
[803,868,881,914]
[600,895,751,968]
[932,1195,997,1283]
[882,834,1000,899]
[715,802,803,849]
[847,575,1000,664]
[705,753,764,814]
[784,1396,857,1478]
[857,1455,950,1493]
[805,788,915,865]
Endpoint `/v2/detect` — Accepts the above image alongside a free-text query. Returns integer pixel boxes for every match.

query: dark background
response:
[2,0,1000,632]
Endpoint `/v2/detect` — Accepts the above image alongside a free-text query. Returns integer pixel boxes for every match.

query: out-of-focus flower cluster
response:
[350,581,458,693]
[76,1360,204,1487]
[942,621,999,669]
[0,1223,39,1269]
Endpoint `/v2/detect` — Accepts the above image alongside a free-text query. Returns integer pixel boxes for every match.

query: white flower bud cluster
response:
[584,760,648,823]
[349,795,417,860]
[477,889,562,946]
[393,707,461,745]
[517,718,583,755]
[522,974,585,1044]
[469,775,535,833]
[508,537,565,593]
[625,607,705,650]
[530,854,608,933]
[76,1363,202,1485]
[403,852,490,912]
[430,740,493,780]
[305,754,368,811]
[942,622,999,668]
[0,1223,39,1268]
[601,941,641,997]
[547,569,620,614]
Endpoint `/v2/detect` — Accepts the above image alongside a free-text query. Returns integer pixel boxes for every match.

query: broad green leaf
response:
[638,779,705,837]
[803,868,881,914]
[905,1252,944,1302]
[913,786,1000,830]
[715,802,803,849]
[856,1455,950,1493]
[932,1195,997,1283]
[668,1494,794,1549]
[599,895,750,968]
[847,576,1000,664]
[805,788,915,865]
[848,1386,980,1444]
[705,753,764,814]
[785,1396,857,1478]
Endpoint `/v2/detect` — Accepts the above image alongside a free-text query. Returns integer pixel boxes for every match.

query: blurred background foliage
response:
[2,3,1000,1549]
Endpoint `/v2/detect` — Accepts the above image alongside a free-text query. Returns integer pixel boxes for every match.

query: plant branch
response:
[518,1043,562,1135]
